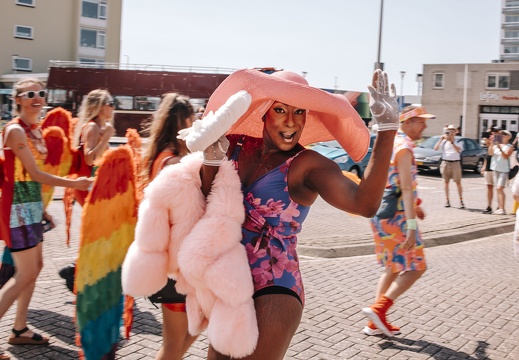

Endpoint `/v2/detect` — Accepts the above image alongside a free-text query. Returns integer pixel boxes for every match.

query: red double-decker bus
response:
[46,61,235,136]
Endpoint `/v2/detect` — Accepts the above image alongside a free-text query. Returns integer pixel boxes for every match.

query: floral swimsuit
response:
[230,136,310,305]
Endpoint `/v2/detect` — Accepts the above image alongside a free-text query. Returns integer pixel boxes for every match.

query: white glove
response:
[177,90,251,152]
[203,135,230,166]
[368,69,399,131]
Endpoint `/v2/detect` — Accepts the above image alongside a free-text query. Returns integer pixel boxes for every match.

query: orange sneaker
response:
[361,296,395,337]
[363,320,401,336]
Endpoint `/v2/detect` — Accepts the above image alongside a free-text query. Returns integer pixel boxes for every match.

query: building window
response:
[487,73,510,90]
[433,73,444,89]
[504,46,519,54]
[80,28,105,49]
[79,58,105,66]
[16,0,35,7]
[81,0,107,20]
[135,96,161,111]
[47,89,67,104]
[14,25,33,39]
[506,0,519,6]
[114,96,133,110]
[12,57,32,71]
[505,30,519,39]
[505,15,519,23]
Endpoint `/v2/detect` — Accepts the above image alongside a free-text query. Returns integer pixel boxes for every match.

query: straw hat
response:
[204,69,370,162]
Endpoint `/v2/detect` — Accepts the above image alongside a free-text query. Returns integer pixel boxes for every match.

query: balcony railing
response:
[48,60,236,74]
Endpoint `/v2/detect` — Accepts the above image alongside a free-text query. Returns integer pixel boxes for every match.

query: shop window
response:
[80,28,105,49]
[433,73,444,89]
[135,96,161,111]
[12,57,32,71]
[16,0,35,7]
[486,73,510,90]
[14,25,33,39]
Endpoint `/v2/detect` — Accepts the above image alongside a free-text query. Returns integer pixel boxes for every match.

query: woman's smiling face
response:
[262,101,306,151]
[16,82,46,117]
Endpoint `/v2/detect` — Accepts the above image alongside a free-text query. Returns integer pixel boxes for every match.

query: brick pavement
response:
[0,172,517,359]
[298,172,517,257]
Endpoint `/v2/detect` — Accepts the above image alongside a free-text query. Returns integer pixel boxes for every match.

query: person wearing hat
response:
[488,129,514,214]
[361,105,434,337]
[481,126,501,214]
[192,68,400,358]
[434,124,465,208]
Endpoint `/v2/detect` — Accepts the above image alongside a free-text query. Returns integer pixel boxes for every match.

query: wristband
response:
[406,218,417,230]
[203,158,224,166]
[377,123,399,132]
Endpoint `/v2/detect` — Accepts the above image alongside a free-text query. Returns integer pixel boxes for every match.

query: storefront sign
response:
[480,92,500,101]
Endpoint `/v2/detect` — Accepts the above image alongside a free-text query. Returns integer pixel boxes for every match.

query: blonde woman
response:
[73,89,115,205]
[0,78,91,357]
[136,93,197,360]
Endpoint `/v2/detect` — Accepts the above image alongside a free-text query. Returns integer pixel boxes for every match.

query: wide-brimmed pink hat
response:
[204,69,370,162]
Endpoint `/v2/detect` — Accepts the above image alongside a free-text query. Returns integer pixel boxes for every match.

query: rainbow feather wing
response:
[41,107,75,177]
[41,126,66,209]
[75,146,137,359]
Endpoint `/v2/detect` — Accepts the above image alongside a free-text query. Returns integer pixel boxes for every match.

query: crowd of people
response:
[0,67,517,360]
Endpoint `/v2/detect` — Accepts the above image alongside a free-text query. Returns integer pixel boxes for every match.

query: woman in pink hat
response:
[195,68,400,359]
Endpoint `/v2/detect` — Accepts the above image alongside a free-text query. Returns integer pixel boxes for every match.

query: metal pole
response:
[375,0,384,71]
[400,71,406,109]
[462,64,468,137]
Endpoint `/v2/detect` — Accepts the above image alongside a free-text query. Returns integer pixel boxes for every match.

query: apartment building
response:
[421,63,519,140]
[0,0,122,118]
[502,0,519,62]
[417,1,519,140]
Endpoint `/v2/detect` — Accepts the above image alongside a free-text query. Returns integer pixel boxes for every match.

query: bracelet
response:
[203,158,224,166]
[406,218,417,230]
[377,123,399,131]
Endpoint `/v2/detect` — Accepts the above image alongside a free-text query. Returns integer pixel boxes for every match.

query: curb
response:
[298,219,516,258]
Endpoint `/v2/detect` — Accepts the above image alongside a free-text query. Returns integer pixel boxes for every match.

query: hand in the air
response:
[203,135,230,166]
[368,69,399,131]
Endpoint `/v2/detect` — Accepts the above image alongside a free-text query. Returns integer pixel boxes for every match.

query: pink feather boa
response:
[122,152,258,357]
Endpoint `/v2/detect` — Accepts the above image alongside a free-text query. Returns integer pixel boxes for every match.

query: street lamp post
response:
[375,0,384,71]
[11,54,19,119]
[400,71,406,109]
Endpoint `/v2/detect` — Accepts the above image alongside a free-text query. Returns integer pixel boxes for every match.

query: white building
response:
[0,0,122,118]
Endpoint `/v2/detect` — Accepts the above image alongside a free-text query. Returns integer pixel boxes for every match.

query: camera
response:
[493,134,503,144]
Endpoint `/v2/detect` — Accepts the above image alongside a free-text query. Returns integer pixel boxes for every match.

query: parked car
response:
[413,135,486,173]
[310,134,375,177]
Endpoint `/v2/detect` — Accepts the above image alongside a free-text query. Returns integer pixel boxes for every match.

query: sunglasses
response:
[105,100,115,107]
[17,90,47,99]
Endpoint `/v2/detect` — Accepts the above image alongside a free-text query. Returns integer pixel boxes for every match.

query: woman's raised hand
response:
[367,69,399,131]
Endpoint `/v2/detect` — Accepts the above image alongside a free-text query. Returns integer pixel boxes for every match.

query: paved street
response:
[0,172,518,359]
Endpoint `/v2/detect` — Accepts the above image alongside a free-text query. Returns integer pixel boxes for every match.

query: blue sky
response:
[120,0,501,95]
